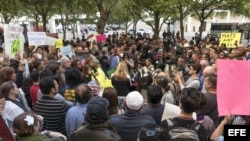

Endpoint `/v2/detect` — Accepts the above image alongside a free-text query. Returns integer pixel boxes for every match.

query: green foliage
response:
[232,0,250,18]
[0,0,21,23]
[189,0,240,21]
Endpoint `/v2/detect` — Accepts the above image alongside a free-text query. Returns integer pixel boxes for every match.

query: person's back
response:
[137,123,170,141]
[36,76,69,136]
[109,91,156,141]
[71,122,121,141]
[160,88,208,141]
[65,84,92,138]
[140,85,165,125]
[71,96,122,141]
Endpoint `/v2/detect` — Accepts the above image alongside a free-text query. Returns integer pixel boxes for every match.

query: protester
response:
[70,96,122,141]
[109,91,156,141]
[13,112,67,141]
[140,85,165,125]
[65,84,92,138]
[160,88,208,141]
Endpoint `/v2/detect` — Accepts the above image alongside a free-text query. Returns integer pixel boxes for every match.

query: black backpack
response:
[165,118,200,141]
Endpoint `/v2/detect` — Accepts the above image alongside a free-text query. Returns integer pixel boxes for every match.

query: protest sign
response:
[60,45,73,57]
[55,39,63,48]
[4,24,24,58]
[219,33,241,48]
[45,36,57,46]
[161,103,196,121]
[217,59,250,116]
[27,32,46,46]
[96,34,106,43]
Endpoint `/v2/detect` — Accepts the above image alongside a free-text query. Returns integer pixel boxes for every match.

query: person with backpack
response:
[160,88,208,141]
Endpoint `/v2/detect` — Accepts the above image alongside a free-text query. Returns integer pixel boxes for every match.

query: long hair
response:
[112,61,129,81]
[0,67,15,84]
[102,87,119,115]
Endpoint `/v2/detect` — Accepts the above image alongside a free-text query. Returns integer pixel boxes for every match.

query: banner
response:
[4,24,24,58]
[219,33,241,48]
[45,36,57,46]
[217,59,250,116]
[27,32,46,46]
[60,45,73,57]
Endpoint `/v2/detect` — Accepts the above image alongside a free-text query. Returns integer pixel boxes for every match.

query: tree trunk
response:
[63,24,67,41]
[179,5,184,39]
[42,15,47,32]
[133,18,138,37]
[72,24,76,39]
[199,19,204,38]
[97,13,106,34]
[154,13,160,39]
[35,20,39,31]
[2,14,11,24]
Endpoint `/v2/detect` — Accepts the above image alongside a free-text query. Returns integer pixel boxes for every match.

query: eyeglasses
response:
[146,128,162,137]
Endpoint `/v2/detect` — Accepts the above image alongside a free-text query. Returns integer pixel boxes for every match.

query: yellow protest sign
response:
[55,39,63,48]
[219,33,241,48]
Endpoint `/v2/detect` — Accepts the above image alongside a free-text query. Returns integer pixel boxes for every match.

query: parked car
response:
[127,29,135,35]
[137,28,152,35]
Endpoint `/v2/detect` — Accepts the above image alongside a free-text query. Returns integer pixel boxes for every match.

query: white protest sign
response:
[27,32,46,46]
[161,103,196,121]
[60,45,73,57]
[45,36,57,46]
[4,24,24,58]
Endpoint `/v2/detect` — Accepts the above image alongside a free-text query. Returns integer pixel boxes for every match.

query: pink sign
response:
[217,59,250,116]
[96,34,106,43]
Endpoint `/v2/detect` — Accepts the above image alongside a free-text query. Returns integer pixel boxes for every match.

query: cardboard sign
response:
[60,45,73,57]
[27,32,46,46]
[217,59,250,116]
[161,103,196,121]
[55,39,63,48]
[4,24,24,58]
[219,33,241,48]
[45,36,57,46]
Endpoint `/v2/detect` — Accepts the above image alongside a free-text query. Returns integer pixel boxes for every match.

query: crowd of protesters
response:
[0,30,250,141]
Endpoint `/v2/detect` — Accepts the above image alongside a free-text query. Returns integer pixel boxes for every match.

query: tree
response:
[95,0,119,34]
[20,5,41,31]
[170,0,191,39]
[131,0,177,39]
[189,0,241,38]
[0,0,21,24]
[19,0,58,32]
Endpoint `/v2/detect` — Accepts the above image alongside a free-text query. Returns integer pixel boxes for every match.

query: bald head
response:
[157,72,168,78]
[203,66,215,77]
[200,60,209,68]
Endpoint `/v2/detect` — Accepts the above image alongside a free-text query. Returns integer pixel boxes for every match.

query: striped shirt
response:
[36,95,69,136]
